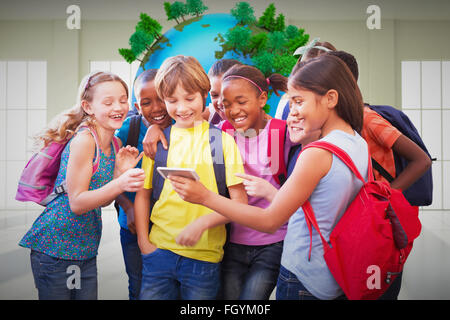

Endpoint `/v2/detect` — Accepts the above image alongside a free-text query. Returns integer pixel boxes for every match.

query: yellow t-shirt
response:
[141,121,244,263]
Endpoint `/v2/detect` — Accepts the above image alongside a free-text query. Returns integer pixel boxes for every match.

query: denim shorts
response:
[139,248,220,300]
[30,250,97,300]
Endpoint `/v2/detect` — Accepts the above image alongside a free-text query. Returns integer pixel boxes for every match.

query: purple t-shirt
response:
[229,119,291,245]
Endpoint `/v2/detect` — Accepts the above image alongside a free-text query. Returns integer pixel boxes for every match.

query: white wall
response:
[0,61,47,211]
[0,1,449,212]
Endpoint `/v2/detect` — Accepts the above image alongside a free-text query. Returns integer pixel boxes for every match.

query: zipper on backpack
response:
[385,271,402,284]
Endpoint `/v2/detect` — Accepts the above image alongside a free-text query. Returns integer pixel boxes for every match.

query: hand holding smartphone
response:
[156,167,200,181]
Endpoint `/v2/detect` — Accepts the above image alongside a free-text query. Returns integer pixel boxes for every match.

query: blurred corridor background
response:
[1,0,450,299]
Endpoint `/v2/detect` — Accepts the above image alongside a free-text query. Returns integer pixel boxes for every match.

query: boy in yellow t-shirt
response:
[134,55,247,300]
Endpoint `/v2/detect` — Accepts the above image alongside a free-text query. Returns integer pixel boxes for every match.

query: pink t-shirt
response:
[229,119,290,245]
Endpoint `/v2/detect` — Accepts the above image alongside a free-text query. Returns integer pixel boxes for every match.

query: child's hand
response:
[142,125,168,160]
[235,173,278,202]
[138,239,157,256]
[168,175,209,205]
[176,218,206,247]
[118,168,145,193]
[115,146,143,175]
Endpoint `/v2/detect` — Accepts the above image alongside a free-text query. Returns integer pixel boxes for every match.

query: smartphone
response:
[156,167,200,181]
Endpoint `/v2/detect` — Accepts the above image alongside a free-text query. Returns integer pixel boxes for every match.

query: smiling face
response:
[286,82,331,144]
[82,80,129,132]
[164,84,206,128]
[209,75,226,120]
[135,81,171,127]
[221,79,267,132]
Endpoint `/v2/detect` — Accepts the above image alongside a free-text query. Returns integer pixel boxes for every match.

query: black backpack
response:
[367,105,435,206]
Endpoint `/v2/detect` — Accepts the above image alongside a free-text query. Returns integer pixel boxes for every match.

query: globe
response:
[132,13,283,116]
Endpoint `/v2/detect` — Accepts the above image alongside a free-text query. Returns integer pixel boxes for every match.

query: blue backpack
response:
[367,104,434,206]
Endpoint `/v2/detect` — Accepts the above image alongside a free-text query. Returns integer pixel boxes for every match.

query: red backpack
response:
[300,141,421,300]
[221,118,288,185]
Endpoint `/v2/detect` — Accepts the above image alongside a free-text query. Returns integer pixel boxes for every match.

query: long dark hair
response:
[289,54,364,133]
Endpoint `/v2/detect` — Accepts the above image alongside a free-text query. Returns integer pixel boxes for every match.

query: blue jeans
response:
[119,227,142,300]
[139,248,220,300]
[276,265,346,300]
[30,250,97,300]
[220,241,283,300]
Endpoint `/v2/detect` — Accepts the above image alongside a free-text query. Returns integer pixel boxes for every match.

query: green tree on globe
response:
[118,1,309,115]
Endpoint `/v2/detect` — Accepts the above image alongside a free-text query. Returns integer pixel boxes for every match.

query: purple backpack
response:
[15,126,120,206]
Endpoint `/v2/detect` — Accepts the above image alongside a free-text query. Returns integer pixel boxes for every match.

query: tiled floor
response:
[0,206,129,300]
[0,208,449,300]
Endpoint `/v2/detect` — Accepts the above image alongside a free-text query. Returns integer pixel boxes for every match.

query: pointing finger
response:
[235,173,256,181]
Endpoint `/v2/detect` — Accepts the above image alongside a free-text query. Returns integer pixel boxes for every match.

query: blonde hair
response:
[155,55,210,103]
[35,71,128,148]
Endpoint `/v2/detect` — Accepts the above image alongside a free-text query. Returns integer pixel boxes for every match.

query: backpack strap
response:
[299,141,372,261]
[300,141,371,183]
[268,119,287,186]
[52,126,102,199]
[221,120,235,136]
[302,200,331,261]
[77,126,102,174]
[151,125,172,206]
[126,114,142,148]
[208,123,228,198]
[371,157,394,183]
[111,136,121,155]
[89,127,121,172]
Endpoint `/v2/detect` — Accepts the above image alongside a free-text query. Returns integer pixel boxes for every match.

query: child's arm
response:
[142,124,168,160]
[231,128,323,203]
[134,187,157,254]
[103,146,143,208]
[115,194,136,234]
[235,173,278,202]
[170,147,332,234]
[175,183,247,246]
[66,132,145,215]
[390,134,432,191]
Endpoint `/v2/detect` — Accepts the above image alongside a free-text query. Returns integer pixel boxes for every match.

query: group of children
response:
[19,39,431,300]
